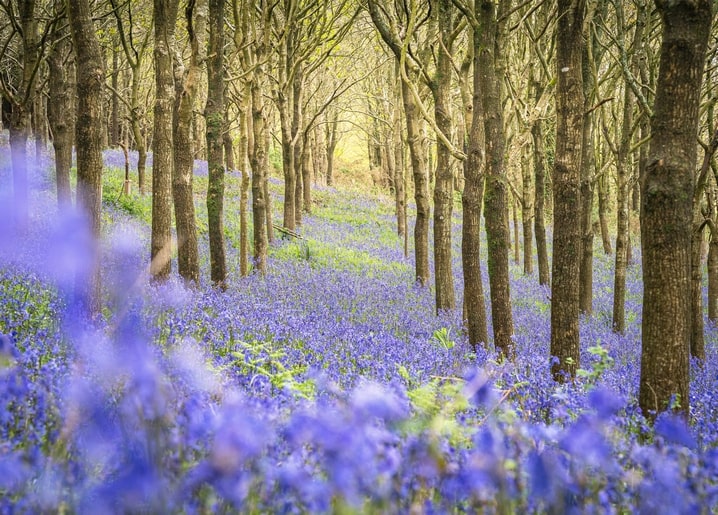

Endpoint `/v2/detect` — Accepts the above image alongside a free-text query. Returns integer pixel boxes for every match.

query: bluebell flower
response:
[654,414,696,450]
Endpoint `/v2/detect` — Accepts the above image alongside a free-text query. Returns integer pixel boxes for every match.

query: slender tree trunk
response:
[432,0,457,313]
[302,139,312,213]
[110,44,120,147]
[531,75,550,287]
[294,138,304,226]
[612,0,643,332]
[265,127,274,244]
[239,83,251,277]
[709,228,718,322]
[67,0,105,317]
[392,90,406,238]
[172,0,204,286]
[479,0,514,358]
[48,0,75,209]
[521,148,533,275]
[5,0,39,230]
[690,209,705,360]
[402,78,431,286]
[151,0,178,282]
[598,171,612,253]
[463,16,489,350]
[279,69,296,230]
[551,0,585,382]
[513,197,520,264]
[205,0,227,288]
[639,0,712,419]
[249,11,269,274]
[579,44,595,315]
[33,75,48,163]
[325,110,338,187]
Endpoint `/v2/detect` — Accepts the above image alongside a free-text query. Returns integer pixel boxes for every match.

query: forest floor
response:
[0,143,717,512]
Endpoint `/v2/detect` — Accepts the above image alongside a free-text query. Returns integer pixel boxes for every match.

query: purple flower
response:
[655,414,696,450]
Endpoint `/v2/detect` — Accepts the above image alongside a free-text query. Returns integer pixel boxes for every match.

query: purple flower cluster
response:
[0,142,717,512]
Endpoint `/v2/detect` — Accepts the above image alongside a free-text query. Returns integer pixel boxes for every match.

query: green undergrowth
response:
[271,237,409,276]
[102,167,152,223]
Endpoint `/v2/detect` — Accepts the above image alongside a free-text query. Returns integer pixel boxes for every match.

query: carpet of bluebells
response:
[1,139,718,513]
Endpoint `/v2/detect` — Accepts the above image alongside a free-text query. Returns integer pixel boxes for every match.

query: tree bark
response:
[639,0,712,419]
[205,0,227,288]
[463,13,489,350]
[597,171,612,253]
[531,73,550,287]
[479,0,514,358]
[48,0,75,210]
[709,227,718,322]
[172,0,204,286]
[579,40,596,316]
[5,0,39,230]
[392,87,406,238]
[611,0,643,333]
[249,7,269,274]
[67,0,105,317]
[432,0,456,313]
[239,83,251,277]
[551,0,585,382]
[521,147,533,275]
[326,109,338,187]
[151,0,178,282]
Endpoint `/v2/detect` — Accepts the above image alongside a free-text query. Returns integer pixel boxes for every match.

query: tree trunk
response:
[392,90,406,238]
[709,230,718,322]
[249,9,269,274]
[579,43,595,316]
[302,138,312,213]
[110,44,120,147]
[690,209,705,360]
[597,171,612,253]
[67,0,105,317]
[239,83,251,277]
[551,0,585,382]
[325,110,338,187]
[5,0,39,230]
[48,3,75,210]
[33,76,48,163]
[531,74,550,287]
[521,147,533,275]
[513,196,520,264]
[612,0,643,333]
[265,127,274,244]
[205,0,227,288]
[639,0,711,419]
[402,78,431,286]
[463,15,489,350]
[151,0,178,282]
[432,0,456,313]
[279,70,296,230]
[172,0,204,286]
[479,0,514,358]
